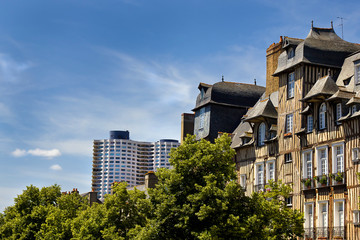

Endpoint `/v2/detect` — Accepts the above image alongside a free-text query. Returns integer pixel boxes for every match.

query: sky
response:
[1,0,360,211]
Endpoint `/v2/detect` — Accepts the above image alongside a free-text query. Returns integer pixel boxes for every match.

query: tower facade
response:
[92,131,179,200]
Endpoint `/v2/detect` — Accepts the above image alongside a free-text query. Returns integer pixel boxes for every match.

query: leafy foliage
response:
[0,135,304,239]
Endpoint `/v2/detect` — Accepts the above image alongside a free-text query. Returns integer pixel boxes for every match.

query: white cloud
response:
[11,149,27,157]
[50,164,62,171]
[11,148,61,158]
[0,53,31,83]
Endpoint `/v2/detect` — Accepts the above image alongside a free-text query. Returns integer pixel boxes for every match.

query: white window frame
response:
[240,174,246,188]
[332,142,344,173]
[307,115,313,132]
[304,202,314,229]
[317,201,329,228]
[316,146,328,176]
[319,102,327,130]
[333,199,345,227]
[266,159,275,183]
[302,149,313,179]
[258,122,266,146]
[255,162,265,186]
[288,48,295,59]
[336,103,342,122]
[285,114,293,133]
[287,72,295,98]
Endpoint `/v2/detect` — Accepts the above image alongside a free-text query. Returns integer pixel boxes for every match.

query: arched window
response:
[319,103,327,129]
[258,122,266,146]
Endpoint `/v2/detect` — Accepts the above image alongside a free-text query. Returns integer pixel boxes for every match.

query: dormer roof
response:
[301,75,338,102]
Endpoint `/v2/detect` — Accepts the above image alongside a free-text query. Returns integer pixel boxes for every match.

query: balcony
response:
[316,227,329,239]
[332,226,345,239]
[304,228,314,240]
[301,178,315,190]
[254,184,265,192]
[331,172,346,186]
[314,175,330,188]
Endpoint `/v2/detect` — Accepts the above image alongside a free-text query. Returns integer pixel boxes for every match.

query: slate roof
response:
[327,89,355,101]
[243,96,278,122]
[274,27,360,75]
[230,121,253,149]
[336,51,360,93]
[301,75,339,102]
[193,81,265,111]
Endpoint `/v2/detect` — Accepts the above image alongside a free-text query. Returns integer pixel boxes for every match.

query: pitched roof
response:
[301,75,338,102]
[274,27,360,75]
[327,89,355,101]
[243,97,278,122]
[193,81,265,111]
[230,121,253,149]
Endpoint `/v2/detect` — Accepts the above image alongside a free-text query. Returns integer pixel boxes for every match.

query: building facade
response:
[92,130,179,200]
[233,25,360,239]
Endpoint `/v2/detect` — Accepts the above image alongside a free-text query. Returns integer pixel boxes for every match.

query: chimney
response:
[145,171,158,189]
[265,36,284,97]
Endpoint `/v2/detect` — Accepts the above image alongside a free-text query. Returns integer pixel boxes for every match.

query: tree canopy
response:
[0,134,303,239]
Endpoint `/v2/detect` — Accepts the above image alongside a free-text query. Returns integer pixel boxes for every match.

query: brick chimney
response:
[145,171,158,189]
[265,36,284,97]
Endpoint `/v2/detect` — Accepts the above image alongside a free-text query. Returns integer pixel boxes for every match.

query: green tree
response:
[133,134,304,239]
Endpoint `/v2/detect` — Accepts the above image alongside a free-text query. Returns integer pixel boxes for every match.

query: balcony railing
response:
[315,175,330,188]
[254,184,265,192]
[332,226,345,239]
[316,227,329,238]
[331,172,346,186]
[304,228,314,240]
[301,178,315,190]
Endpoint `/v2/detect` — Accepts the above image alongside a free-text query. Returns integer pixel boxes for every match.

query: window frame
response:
[355,63,360,85]
[336,102,342,124]
[307,115,313,133]
[266,159,276,183]
[302,149,313,179]
[285,153,292,163]
[255,162,265,186]
[258,122,266,146]
[304,202,314,229]
[317,201,329,228]
[285,113,293,133]
[319,102,327,130]
[352,148,360,162]
[353,210,360,225]
[316,145,328,176]
[333,199,345,227]
[240,174,247,188]
[332,142,344,174]
[287,72,295,99]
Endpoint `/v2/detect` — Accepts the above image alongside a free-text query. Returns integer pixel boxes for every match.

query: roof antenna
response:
[222,75,224,82]
[337,17,345,39]
[311,20,313,28]
[254,79,257,85]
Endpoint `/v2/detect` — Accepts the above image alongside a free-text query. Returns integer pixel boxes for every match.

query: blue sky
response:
[1,0,360,211]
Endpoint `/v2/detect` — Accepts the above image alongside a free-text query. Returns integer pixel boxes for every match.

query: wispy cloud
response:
[50,164,62,171]
[11,148,61,158]
[0,53,31,83]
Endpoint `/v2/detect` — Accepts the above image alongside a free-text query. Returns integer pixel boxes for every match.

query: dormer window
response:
[336,103,342,124]
[287,72,295,99]
[200,88,205,100]
[288,48,295,59]
[319,103,327,130]
[352,105,358,114]
[258,122,266,146]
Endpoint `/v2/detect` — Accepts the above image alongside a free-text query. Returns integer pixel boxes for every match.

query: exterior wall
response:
[266,37,283,97]
[194,105,211,140]
[181,113,195,144]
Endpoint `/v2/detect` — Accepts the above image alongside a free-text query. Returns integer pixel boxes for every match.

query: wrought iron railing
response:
[304,228,314,239]
[316,227,329,238]
[332,226,345,238]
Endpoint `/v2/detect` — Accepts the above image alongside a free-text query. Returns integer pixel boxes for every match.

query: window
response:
[352,105,358,114]
[285,114,293,133]
[319,103,327,130]
[334,200,345,227]
[302,150,313,178]
[316,146,328,176]
[200,88,205,99]
[285,196,293,207]
[304,203,314,229]
[332,143,344,173]
[353,210,360,225]
[258,122,266,146]
[336,103,342,123]
[240,174,246,188]
[255,163,264,186]
[352,148,360,162]
[318,202,328,228]
[288,48,295,59]
[287,72,295,98]
[285,153,292,163]
[355,64,360,85]
[307,115,313,132]
[266,160,275,183]
[199,107,205,129]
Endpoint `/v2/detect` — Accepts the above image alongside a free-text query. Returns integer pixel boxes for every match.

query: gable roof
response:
[301,75,339,102]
